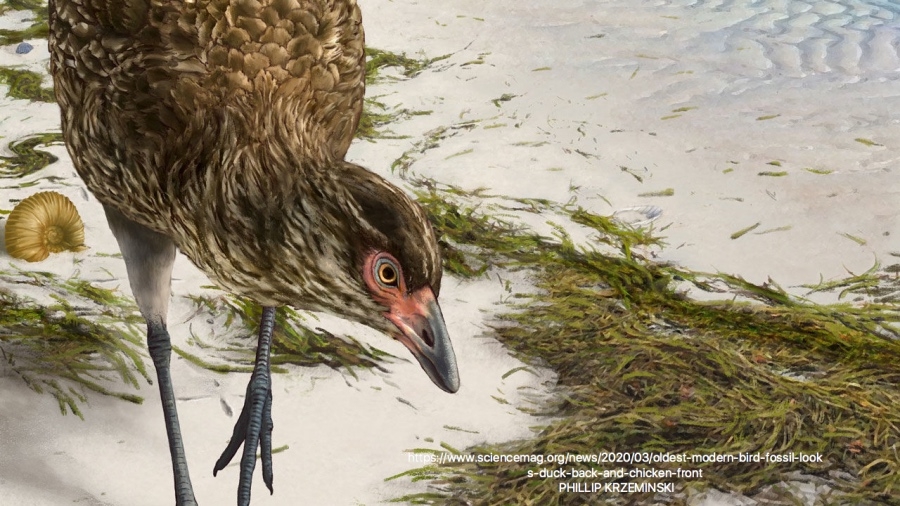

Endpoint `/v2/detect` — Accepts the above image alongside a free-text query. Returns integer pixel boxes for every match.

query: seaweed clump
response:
[0,0,49,45]
[177,294,392,377]
[387,179,900,505]
[356,47,446,140]
[0,270,149,418]
[0,67,56,102]
[0,133,63,178]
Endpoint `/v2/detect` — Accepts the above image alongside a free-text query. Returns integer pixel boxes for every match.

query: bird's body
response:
[50,0,430,321]
[49,0,459,504]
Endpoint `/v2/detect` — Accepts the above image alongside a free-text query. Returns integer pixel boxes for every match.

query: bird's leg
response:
[213,306,276,506]
[149,321,198,506]
[103,206,197,506]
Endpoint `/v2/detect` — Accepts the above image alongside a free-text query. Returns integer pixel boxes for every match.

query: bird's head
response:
[273,162,460,394]
[358,248,458,393]
[341,164,459,394]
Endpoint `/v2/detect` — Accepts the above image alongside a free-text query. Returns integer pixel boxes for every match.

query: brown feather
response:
[49,0,441,334]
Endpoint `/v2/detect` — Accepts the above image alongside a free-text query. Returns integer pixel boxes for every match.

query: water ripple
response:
[655,0,900,79]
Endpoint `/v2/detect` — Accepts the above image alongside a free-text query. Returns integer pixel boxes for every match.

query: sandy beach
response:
[1,0,898,504]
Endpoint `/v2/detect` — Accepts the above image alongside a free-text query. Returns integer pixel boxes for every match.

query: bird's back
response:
[49,0,366,231]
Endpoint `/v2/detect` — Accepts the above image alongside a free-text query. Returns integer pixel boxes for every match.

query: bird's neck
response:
[168,120,361,306]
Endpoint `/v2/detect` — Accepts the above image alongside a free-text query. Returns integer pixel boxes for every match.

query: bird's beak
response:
[385,286,460,393]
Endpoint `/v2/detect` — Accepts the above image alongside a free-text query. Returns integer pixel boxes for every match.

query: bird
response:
[47,0,460,504]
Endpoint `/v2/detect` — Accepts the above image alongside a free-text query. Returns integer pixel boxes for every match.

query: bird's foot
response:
[213,306,276,506]
[213,372,274,505]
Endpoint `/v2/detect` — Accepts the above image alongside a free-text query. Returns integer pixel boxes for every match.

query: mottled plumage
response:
[49,0,440,334]
[48,1,458,504]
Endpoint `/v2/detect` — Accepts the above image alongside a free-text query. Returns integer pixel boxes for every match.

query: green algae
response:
[370,116,900,504]
[638,188,675,197]
[0,270,149,418]
[0,0,48,45]
[181,294,392,376]
[0,132,63,178]
[0,67,55,102]
[356,47,444,139]
[387,181,900,505]
[491,94,518,108]
[730,222,761,240]
[365,47,451,84]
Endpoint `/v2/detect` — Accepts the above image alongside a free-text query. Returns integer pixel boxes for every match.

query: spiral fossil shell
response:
[5,191,87,262]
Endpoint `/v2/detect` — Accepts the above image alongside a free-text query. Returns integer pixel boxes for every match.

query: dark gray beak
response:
[385,286,460,393]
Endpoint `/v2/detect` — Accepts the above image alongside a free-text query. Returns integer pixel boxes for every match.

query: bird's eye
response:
[375,258,399,287]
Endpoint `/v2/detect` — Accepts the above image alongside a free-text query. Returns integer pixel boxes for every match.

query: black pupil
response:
[380,264,396,284]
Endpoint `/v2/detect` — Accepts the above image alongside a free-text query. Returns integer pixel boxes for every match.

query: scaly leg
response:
[213,306,276,506]
[104,206,198,506]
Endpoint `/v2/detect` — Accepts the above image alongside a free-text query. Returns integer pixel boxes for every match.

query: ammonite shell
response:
[5,191,87,262]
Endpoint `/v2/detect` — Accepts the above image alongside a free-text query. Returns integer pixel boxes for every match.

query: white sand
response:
[1,0,898,504]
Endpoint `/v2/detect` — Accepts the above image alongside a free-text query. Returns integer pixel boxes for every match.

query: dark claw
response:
[212,382,253,477]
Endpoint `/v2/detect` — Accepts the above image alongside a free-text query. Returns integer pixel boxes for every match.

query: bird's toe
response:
[213,372,275,505]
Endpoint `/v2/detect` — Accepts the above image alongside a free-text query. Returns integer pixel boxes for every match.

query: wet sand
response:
[1,0,898,504]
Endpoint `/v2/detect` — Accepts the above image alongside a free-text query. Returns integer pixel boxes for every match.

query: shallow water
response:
[608,0,900,295]
[658,0,900,78]
[355,0,900,299]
